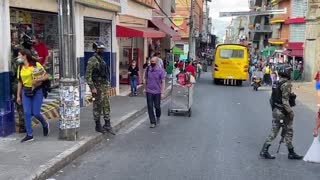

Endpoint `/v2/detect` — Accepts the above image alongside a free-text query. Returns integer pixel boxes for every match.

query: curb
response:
[29,85,172,180]
[29,106,147,180]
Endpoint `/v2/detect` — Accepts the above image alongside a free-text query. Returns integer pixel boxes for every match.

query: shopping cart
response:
[167,74,194,117]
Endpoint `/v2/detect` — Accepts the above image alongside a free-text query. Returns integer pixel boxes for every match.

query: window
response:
[220,49,244,59]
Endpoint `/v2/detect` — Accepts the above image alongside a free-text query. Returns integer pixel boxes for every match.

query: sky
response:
[208,0,249,39]
[209,0,249,21]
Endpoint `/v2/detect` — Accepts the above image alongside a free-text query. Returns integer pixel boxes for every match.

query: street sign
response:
[219,8,287,17]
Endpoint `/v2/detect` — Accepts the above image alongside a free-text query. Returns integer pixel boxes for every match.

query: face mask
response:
[17,58,24,64]
[97,49,104,55]
[150,63,156,67]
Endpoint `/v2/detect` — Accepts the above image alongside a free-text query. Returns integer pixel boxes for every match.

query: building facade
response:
[0,0,121,136]
[304,0,320,81]
[248,0,272,52]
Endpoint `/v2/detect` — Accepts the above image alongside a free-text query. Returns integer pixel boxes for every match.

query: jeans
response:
[130,76,138,95]
[146,93,161,124]
[22,88,48,136]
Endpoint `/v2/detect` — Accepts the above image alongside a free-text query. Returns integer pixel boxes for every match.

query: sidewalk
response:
[292,82,318,112]
[1,82,172,180]
[0,96,147,180]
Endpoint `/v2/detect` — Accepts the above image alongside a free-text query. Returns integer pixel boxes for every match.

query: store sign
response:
[131,0,154,8]
[76,0,121,12]
[173,16,184,27]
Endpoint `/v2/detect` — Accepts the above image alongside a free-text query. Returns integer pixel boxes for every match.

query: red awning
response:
[116,25,166,38]
[291,49,304,57]
[282,50,291,56]
[288,42,303,50]
[282,49,304,57]
[285,18,305,25]
[149,18,181,41]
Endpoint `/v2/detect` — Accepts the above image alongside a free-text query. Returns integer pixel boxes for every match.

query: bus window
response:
[220,49,244,59]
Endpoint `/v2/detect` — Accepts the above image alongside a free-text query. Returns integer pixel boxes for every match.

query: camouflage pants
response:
[265,108,294,149]
[12,86,25,128]
[93,84,110,124]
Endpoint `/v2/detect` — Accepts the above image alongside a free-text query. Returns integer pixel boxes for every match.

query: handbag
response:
[303,136,320,163]
[24,87,35,97]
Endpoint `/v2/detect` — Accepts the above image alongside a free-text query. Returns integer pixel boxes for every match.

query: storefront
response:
[9,8,60,87]
[9,0,121,103]
[116,0,164,93]
[116,25,165,85]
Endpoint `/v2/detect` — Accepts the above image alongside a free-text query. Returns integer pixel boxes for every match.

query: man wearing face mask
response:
[145,57,166,128]
[86,41,115,135]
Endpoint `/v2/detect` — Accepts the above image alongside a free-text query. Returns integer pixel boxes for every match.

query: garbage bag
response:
[303,136,320,163]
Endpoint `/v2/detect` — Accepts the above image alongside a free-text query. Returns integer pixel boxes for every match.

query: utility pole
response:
[188,0,195,61]
[58,0,80,140]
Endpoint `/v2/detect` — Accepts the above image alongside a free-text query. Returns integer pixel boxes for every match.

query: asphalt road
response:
[54,72,320,180]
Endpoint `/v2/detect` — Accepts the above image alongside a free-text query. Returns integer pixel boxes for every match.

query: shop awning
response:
[149,18,181,41]
[291,50,304,57]
[261,47,276,58]
[282,49,304,57]
[172,47,184,55]
[116,25,166,38]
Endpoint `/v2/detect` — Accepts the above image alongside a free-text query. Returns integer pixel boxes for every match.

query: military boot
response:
[260,143,276,159]
[103,119,116,135]
[288,148,303,160]
[95,120,106,134]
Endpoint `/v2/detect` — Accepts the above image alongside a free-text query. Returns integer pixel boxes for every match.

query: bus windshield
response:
[220,49,244,59]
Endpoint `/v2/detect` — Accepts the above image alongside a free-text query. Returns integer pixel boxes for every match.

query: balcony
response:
[268,38,288,45]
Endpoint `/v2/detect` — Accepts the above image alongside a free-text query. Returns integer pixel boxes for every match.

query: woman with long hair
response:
[16,49,50,143]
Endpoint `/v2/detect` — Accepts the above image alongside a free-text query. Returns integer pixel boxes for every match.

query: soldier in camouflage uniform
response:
[260,65,303,160]
[10,45,26,133]
[85,41,115,135]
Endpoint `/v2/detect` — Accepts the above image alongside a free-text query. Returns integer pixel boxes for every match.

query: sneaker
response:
[43,122,50,136]
[21,135,34,143]
[156,117,160,124]
[150,124,156,128]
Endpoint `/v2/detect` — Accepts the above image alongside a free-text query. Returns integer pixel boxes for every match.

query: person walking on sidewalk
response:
[86,41,115,135]
[16,49,50,143]
[128,60,139,96]
[145,57,166,128]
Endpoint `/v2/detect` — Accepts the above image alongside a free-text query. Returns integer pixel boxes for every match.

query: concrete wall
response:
[304,0,320,81]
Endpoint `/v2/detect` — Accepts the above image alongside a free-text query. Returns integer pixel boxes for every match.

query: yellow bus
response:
[212,44,249,86]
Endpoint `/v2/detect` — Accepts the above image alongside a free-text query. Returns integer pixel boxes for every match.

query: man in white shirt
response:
[155,52,164,69]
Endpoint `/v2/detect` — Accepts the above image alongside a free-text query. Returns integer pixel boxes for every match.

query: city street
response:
[53,72,320,180]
